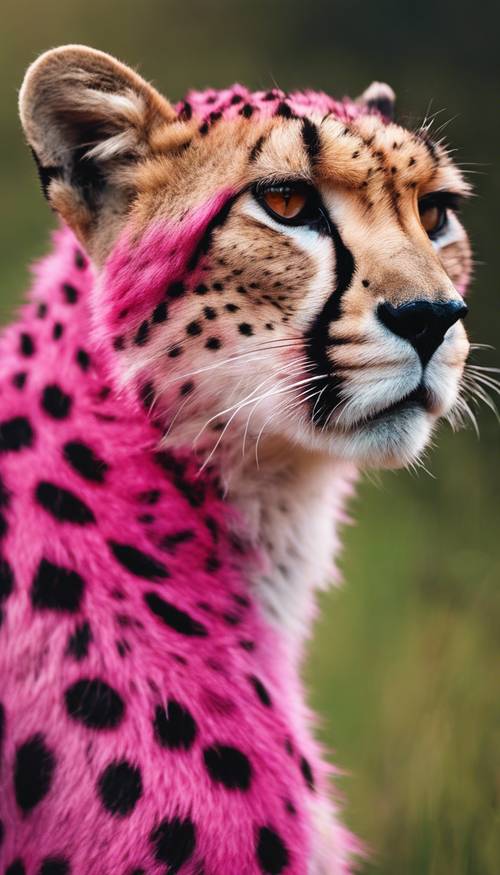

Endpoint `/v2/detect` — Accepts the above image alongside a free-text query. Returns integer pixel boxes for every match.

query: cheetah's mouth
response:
[345,384,433,431]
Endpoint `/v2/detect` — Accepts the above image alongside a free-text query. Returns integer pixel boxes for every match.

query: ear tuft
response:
[19,46,176,247]
[358,81,396,121]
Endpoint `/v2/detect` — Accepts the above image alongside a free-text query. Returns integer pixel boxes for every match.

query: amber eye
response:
[255,181,323,227]
[263,187,307,219]
[418,194,455,239]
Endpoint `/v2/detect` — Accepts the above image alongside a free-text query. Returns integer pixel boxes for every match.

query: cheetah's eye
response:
[254,181,323,227]
[418,192,461,240]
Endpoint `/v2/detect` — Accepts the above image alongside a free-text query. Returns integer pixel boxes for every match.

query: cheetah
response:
[0,46,472,874]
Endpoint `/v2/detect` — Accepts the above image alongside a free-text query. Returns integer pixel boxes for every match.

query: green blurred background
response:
[1,1,498,872]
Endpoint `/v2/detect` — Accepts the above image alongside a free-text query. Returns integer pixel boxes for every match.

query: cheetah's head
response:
[20,46,473,470]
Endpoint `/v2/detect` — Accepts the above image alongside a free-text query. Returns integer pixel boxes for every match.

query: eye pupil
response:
[264,188,307,219]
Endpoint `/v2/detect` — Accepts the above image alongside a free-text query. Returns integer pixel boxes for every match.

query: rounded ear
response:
[357,81,396,121]
[19,45,176,252]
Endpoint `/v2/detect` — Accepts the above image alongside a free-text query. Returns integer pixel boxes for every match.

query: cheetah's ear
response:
[19,45,176,255]
[357,81,396,121]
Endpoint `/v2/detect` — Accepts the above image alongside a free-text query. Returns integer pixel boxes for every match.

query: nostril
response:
[377,299,469,365]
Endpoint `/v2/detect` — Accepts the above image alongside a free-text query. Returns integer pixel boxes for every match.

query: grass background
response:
[0,1,498,872]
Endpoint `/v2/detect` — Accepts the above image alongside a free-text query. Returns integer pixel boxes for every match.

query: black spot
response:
[222,611,240,626]
[67,620,92,661]
[160,529,195,553]
[362,279,370,288]
[249,675,272,707]
[151,816,196,871]
[152,301,168,324]
[194,284,208,296]
[178,99,192,121]
[205,337,221,351]
[138,489,161,505]
[144,592,208,637]
[180,381,194,396]
[199,121,209,135]
[97,759,142,817]
[0,511,7,541]
[240,103,254,118]
[134,320,150,346]
[168,345,183,358]
[5,861,25,875]
[65,678,124,729]
[203,744,252,790]
[12,371,27,389]
[36,481,95,525]
[113,335,125,351]
[186,320,202,336]
[225,303,239,313]
[37,302,48,319]
[285,737,294,756]
[52,322,64,340]
[203,306,217,320]
[42,385,72,420]
[276,102,293,118]
[0,477,10,510]
[238,323,253,336]
[0,417,34,453]
[256,826,289,873]
[139,381,155,412]
[300,755,315,790]
[285,799,296,815]
[0,556,14,604]
[14,733,55,813]
[212,282,223,292]
[75,249,86,269]
[153,699,197,750]
[38,859,70,875]
[20,333,35,357]
[205,515,219,542]
[63,441,109,483]
[62,283,78,304]
[205,553,220,573]
[168,280,185,299]
[301,117,321,165]
[109,541,169,581]
[31,558,85,613]
[76,348,91,371]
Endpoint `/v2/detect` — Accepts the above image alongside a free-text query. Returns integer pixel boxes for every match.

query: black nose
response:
[377,299,468,365]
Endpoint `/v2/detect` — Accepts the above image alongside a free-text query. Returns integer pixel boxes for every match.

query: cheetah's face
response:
[21,47,472,469]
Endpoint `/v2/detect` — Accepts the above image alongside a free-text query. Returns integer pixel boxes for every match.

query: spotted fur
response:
[0,46,473,874]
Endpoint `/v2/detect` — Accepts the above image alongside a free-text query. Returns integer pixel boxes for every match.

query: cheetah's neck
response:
[220,438,357,653]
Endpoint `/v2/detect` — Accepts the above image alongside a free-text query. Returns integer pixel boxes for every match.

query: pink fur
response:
[177,86,372,125]
[0,225,359,873]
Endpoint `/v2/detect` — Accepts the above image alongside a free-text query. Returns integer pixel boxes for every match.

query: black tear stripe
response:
[301,118,321,167]
[305,218,355,427]
[187,195,238,272]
